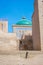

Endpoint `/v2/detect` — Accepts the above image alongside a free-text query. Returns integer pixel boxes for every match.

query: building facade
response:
[12,18,32,50]
[0,18,32,53]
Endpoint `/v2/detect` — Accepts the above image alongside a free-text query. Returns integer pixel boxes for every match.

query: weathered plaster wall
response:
[38,0,43,51]
[0,32,18,53]
[32,0,41,50]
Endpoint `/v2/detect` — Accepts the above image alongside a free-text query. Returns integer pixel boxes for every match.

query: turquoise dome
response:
[16,18,32,26]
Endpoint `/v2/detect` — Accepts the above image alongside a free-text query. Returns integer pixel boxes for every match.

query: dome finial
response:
[22,16,26,19]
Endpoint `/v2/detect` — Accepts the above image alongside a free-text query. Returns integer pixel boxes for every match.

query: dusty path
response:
[0,54,43,65]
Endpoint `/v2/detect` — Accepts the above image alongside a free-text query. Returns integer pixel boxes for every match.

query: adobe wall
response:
[0,33,19,53]
[38,0,43,51]
[32,0,41,50]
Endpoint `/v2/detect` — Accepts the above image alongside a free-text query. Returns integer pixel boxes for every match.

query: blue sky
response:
[0,0,34,32]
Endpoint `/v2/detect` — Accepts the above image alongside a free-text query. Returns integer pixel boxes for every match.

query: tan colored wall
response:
[0,23,3,31]
[0,33,19,53]
[38,0,43,51]
[3,22,8,32]
[32,0,41,50]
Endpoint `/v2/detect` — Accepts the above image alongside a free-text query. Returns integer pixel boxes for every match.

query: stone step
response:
[0,51,43,59]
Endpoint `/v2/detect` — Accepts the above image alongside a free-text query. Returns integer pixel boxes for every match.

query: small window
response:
[1,24,3,31]
[20,40,22,44]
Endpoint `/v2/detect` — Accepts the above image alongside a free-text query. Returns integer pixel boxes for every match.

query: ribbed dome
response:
[16,18,32,26]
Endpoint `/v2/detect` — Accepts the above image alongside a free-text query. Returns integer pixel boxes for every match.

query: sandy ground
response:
[0,54,43,65]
